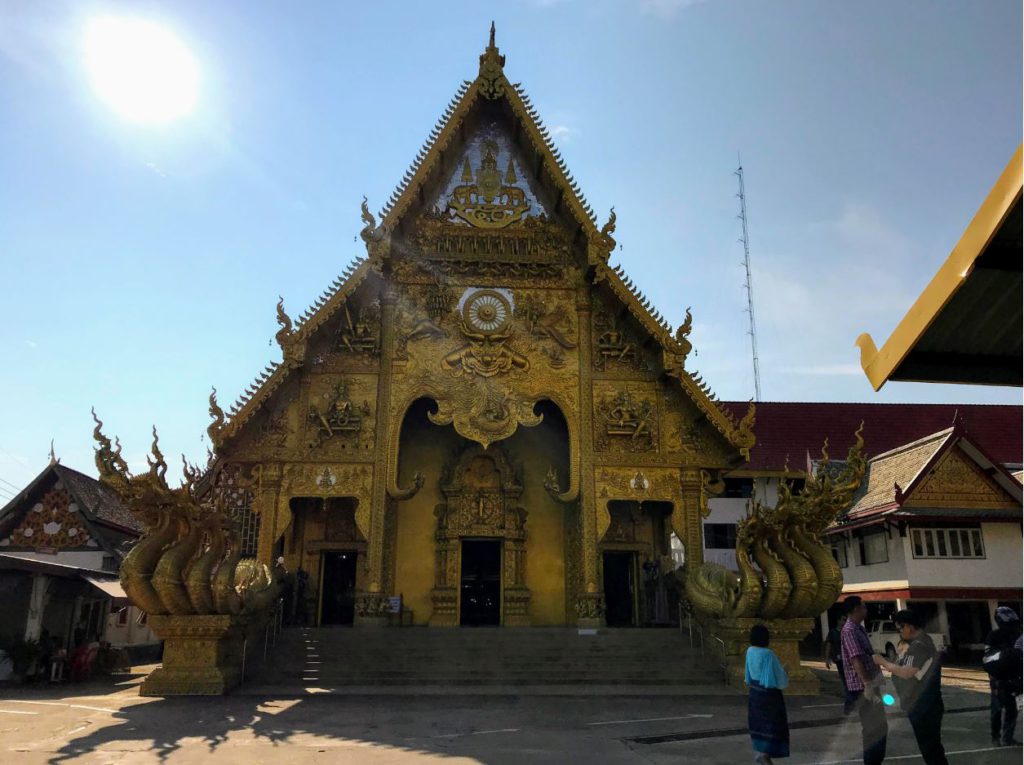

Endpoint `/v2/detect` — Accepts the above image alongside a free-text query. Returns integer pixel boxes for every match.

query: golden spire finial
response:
[478,20,506,99]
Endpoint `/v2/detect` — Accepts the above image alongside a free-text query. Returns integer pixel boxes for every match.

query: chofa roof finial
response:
[48,439,58,466]
[478,21,506,99]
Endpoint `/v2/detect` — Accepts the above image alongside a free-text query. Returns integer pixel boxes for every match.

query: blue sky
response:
[0,1,1020,493]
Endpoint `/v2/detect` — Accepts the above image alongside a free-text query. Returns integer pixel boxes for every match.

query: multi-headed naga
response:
[685,424,866,621]
[92,410,279,617]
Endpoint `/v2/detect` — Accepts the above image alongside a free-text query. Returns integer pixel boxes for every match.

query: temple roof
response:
[721,401,1023,473]
[825,424,1023,531]
[0,461,143,557]
[210,27,754,460]
[375,24,601,243]
[856,144,1022,388]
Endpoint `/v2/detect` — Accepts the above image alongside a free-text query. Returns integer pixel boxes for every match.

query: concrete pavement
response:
[0,664,1018,764]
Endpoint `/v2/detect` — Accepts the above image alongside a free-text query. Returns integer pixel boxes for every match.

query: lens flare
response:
[83,17,199,124]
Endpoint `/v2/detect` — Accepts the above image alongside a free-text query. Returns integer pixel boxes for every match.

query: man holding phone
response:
[841,596,888,765]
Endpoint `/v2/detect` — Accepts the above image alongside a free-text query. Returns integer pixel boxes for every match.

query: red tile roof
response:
[720,402,1022,472]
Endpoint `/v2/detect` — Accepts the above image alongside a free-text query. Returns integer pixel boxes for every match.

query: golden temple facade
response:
[203,28,756,629]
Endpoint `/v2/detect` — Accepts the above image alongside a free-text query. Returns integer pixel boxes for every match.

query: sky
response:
[0,1,1021,494]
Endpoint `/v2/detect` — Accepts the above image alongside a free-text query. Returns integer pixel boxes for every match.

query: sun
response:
[83,17,199,124]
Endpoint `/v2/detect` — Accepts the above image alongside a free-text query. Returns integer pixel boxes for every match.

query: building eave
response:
[855,144,1023,389]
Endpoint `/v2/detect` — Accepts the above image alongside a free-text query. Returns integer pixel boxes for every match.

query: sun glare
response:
[83,17,199,124]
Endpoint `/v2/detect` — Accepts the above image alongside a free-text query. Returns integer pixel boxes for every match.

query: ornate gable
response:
[0,469,111,554]
[207,26,754,465]
[377,25,601,250]
[904,445,1021,510]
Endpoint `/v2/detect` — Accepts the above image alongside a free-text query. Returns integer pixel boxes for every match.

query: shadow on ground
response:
[44,692,574,764]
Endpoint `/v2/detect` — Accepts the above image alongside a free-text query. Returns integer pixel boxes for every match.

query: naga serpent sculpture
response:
[685,424,866,622]
[92,411,279,618]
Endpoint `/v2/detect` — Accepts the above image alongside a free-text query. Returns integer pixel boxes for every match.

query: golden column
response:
[254,463,284,564]
[675,468,707,571]
[574,289,603,627]
[357,285,398,626]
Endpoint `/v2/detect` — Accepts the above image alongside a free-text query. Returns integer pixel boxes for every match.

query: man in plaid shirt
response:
[841,596,888,764]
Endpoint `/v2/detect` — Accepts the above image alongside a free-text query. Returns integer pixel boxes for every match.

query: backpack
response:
[983,644,1023,680]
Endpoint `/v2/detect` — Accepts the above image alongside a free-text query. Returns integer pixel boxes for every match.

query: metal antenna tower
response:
[735,159,762,401]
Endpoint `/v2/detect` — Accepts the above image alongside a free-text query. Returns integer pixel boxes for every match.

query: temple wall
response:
[506,425,567,626]
[393,418,461,625]
[391,406,569,626]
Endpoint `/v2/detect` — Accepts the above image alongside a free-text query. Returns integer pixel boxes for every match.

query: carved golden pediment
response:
[410,212,571,262]
[282,463,374,542]
[429,382,543,450]
[594,467,685,543]
[905,446,1019,509]
[282,463,373,499]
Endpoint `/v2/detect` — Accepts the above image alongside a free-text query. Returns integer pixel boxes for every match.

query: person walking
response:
[840,596,888,764]
[873,609,948,765]
[984,606,1023,747]
[745,624,790,764]
[824,615,848,693]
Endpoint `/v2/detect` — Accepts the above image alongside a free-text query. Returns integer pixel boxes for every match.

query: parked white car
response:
[867,620,947,659]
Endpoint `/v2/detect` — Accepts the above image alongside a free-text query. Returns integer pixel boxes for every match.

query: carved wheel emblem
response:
[463,290,511,335]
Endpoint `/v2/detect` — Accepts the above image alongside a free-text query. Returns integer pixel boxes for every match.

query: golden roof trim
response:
[855,144,1023,390]
[593,260,754,457]
[211,252,380,447]
[376,32,601,244]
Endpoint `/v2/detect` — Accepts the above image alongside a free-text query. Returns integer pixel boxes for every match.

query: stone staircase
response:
[253,626,725,689]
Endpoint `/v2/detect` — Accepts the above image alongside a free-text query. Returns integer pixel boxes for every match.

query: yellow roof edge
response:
[856,144,1023,391]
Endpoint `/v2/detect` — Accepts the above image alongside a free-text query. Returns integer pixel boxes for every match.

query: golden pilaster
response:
[575,289,603,626]
[358,286,397,626]
[676,468,706,570]
[254,464,283,564]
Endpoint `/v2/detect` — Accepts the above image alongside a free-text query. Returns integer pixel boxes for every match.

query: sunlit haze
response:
[83,16,198,123]
[0,2,1019,490]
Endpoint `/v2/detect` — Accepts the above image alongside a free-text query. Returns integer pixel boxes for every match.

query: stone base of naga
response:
[93,412,281,696]
[141,614,265,696]
[683,426,866,696]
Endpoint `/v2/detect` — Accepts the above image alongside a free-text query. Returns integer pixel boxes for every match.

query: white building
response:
[824,425,1022,658]
[688,402,1022,655]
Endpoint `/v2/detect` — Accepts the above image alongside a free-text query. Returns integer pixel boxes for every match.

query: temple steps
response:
[253,626,725,689]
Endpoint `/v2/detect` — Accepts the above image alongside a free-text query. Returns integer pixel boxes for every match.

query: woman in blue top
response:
[745,624,790,764]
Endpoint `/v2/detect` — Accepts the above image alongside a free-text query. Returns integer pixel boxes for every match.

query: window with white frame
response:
[911,527,985,559]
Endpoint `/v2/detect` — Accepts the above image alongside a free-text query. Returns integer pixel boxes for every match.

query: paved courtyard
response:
[0,665,1018,764]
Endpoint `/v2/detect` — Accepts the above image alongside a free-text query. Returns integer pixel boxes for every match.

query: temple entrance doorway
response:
[319,550,357,626]
[603,551,637,627]
[460,540,502,627]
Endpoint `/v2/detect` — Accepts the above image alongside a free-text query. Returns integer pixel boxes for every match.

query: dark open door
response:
[320,551,357,626]
[603,551,636,627]
[460,540,501,627]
